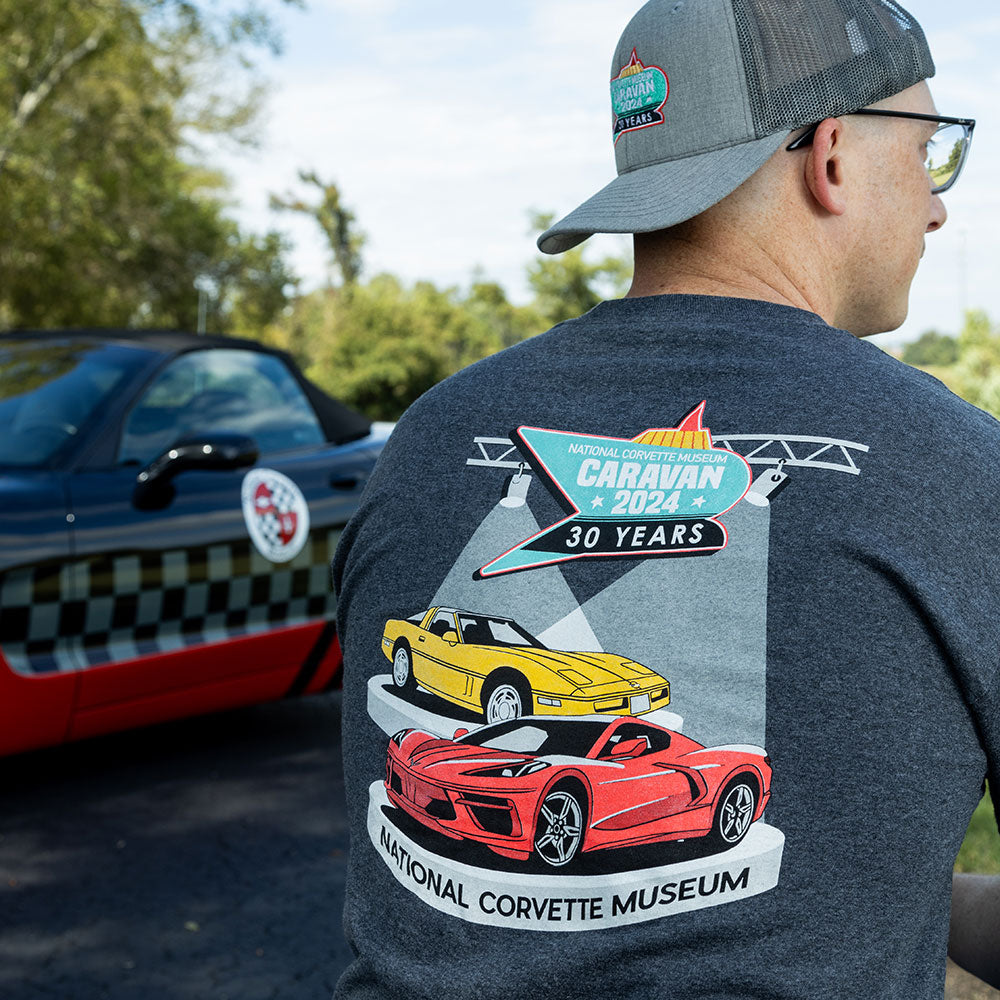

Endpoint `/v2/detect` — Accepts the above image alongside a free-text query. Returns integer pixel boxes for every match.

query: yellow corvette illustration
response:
[381,607,670,724]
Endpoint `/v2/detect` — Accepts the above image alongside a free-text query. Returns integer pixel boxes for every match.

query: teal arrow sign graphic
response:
[477,403,752,578]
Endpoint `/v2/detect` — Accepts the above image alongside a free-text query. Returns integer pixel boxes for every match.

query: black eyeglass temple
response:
[786,125,819,151]
[786,111,975,152]
[850,109,976,128]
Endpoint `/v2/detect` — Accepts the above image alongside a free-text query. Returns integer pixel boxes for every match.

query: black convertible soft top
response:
[1,328,373,446]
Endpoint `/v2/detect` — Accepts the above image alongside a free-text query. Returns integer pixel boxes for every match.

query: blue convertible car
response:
[0,329,388,755]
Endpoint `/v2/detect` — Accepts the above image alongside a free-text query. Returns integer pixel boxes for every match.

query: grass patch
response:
[955,785,1000,875]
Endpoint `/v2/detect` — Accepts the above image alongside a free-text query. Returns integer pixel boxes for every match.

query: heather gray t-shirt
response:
[333,295,1000,1000]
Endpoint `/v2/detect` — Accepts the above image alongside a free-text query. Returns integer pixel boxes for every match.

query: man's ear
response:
[803,118,848,217]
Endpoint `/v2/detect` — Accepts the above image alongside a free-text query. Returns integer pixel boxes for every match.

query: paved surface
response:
[0,692,996,1000]
[0,693,352,1000]
[949,962,1000,1000]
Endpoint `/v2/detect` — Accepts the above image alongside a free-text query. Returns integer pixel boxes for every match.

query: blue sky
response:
[218,0,1000,347]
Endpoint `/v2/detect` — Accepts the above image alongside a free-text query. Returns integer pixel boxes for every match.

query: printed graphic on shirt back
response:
[365,402,870,931]
[478,402,751,576]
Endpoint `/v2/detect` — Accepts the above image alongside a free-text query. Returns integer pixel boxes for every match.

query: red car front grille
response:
[389,764,457,822]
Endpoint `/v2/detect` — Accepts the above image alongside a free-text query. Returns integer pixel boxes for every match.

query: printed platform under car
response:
[369,781,785,931]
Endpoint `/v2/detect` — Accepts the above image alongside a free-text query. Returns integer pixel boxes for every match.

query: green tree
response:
[262,205,636,418]
[0,0,300,171]
[222,230,299,334]
[271,172,366,288]
[902,329,959,368]
[466,277,545,349]
[525,211,632,325]
[0,0,299,332]
[279,276,505,420]
[929,134,963,191]
[263,261,555,420]
[948,310,1000,418]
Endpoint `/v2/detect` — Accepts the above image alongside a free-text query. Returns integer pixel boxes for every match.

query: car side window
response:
[118,349,325,465]
[427,612,456,638]
[597,724,670,758]
[458,616,492,645]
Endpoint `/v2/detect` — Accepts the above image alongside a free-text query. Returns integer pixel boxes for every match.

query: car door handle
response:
[418,636,426,642]
[329,475,360,491]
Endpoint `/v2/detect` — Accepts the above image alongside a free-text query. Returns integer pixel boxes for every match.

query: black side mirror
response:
[133,434,259,509]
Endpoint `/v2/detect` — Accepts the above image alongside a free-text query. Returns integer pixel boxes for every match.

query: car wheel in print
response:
[391,642,415,693]
[533,784,586,869]
[708,777,757,850]
[481,671,531,723]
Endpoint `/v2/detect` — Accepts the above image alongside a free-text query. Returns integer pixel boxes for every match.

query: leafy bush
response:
[902,330,959,368]
[956,785,999,875]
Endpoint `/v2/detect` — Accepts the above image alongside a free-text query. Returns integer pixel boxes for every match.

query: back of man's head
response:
[538,0,935,255]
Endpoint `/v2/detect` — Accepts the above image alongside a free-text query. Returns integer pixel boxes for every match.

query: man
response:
[333,1,999,997]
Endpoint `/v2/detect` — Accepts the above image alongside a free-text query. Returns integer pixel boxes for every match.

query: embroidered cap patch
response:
[611,48,669,142]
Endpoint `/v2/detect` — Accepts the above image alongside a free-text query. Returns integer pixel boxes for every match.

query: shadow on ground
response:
[0,693,352,1000]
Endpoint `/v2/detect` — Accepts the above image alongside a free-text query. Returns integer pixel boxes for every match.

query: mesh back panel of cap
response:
[732,0,935,137]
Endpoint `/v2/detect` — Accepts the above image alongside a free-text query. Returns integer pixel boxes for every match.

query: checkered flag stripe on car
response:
[0,528,341,676]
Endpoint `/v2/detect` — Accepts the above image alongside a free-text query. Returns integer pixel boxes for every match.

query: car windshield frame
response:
[456,613,547,650]
[457,719,610,758]
[0,337,160,471]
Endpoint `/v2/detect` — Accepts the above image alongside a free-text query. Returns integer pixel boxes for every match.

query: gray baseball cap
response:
[538,0,935,254]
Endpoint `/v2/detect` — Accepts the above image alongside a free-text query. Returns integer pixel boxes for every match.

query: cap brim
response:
[537,130,792,255]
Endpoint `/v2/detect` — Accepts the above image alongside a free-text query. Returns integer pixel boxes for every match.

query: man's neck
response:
[626,222,837,326]
[626,270,819,314]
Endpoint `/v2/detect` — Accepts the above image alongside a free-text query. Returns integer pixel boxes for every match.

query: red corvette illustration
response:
[385,716,771,869]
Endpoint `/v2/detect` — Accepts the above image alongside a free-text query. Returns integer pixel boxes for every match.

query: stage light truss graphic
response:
[467,433,870,477]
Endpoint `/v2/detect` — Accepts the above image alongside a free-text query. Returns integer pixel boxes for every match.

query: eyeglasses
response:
[787,110,977,194]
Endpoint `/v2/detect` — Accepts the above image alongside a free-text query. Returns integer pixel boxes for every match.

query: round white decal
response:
[241,469,311,563]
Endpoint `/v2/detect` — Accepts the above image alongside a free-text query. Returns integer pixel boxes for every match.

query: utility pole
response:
[194,276,211,334]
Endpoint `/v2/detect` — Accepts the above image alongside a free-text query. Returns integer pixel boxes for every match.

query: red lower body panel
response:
[0,621,342,756]
[70,663,298,742]
[0,650,77,757]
